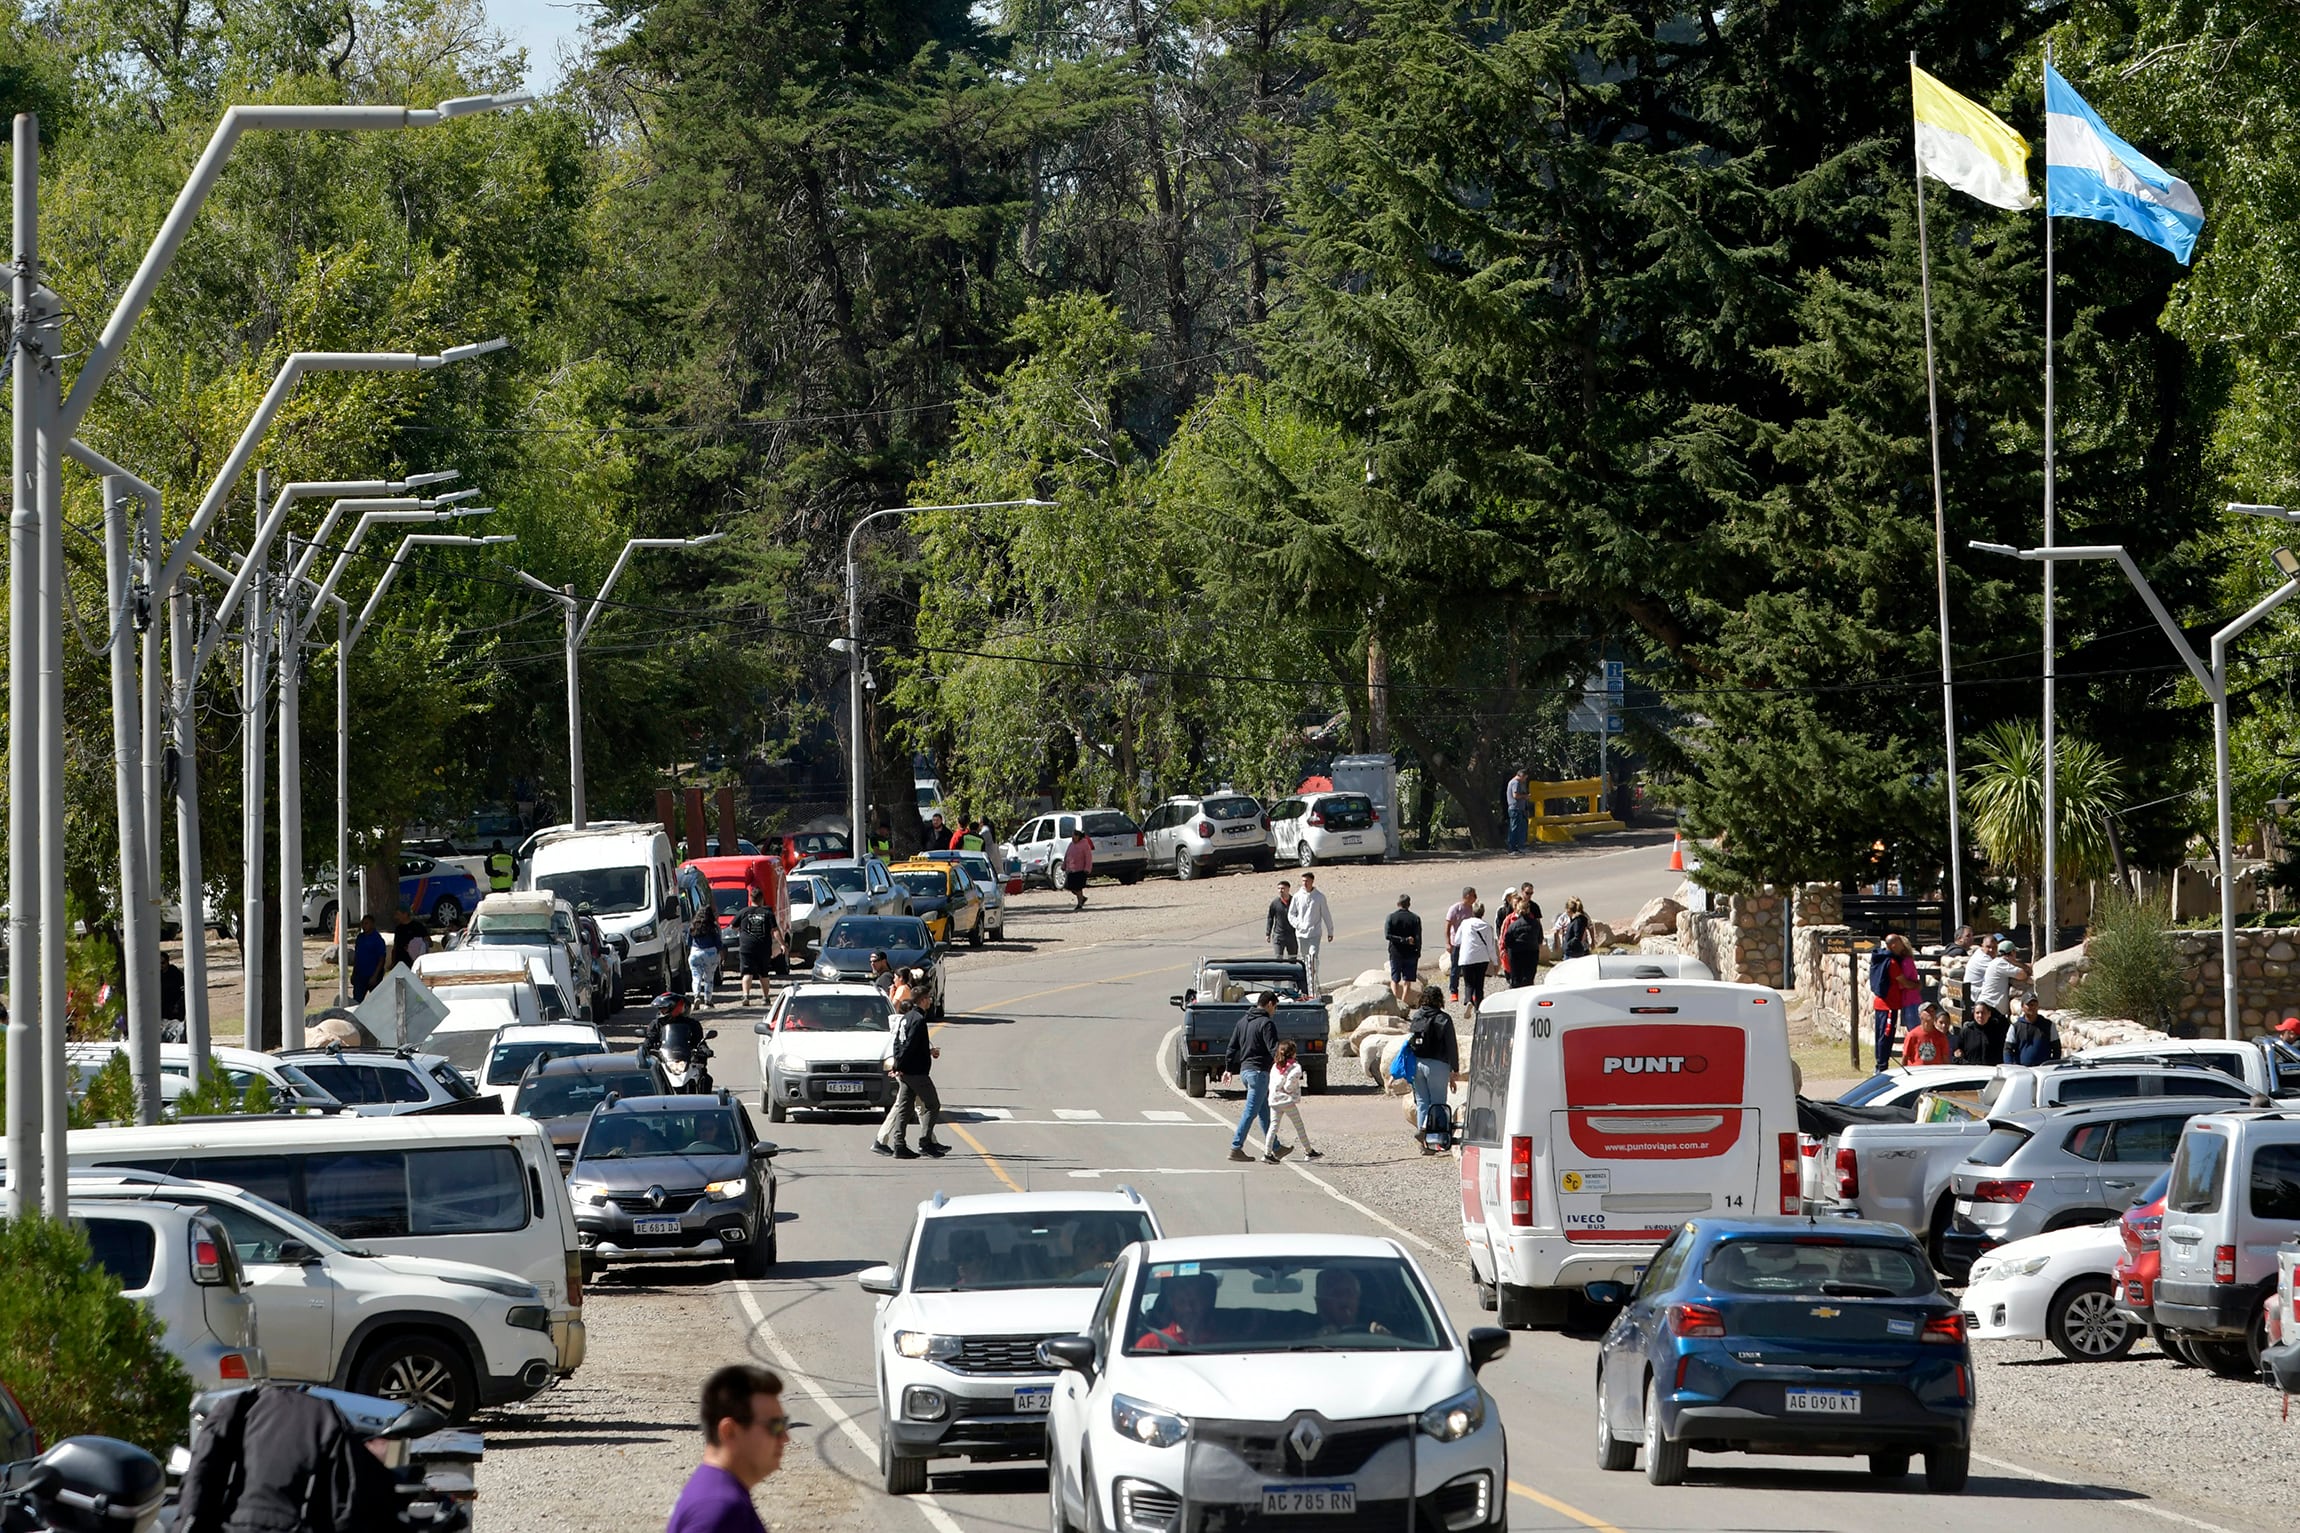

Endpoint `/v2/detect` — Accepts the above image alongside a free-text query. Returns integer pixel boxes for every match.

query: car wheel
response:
[1048,1446,1079,1532]
[1642,1377,1686,1486]
[1296,841,1316,869]
[1168,1044,1189,1091]
[1116,870,1142,885]
[432,895,464,928]
[734,1220,773,1280]
[2160,1329,2200,1366]
[318,902,338,939]
[1305,1061,1328,1094]
[1923,1445,1970,1493]
[766,1091,788,1124]
[969,914,985,949]
[354,1333,477,1424]
[2046,1276,2135,1361]
[1252,850,1276,872]
[1185,1069,1207,1099]
[1868,1452,1911,1480]
[1175,849,1197,881]
[880,1421,927,1496]
[2193,1337,2257,1380]
[1594,1362,1636,1471]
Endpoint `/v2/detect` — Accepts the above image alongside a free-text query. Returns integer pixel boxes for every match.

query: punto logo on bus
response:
[1601,1054,1709,1075]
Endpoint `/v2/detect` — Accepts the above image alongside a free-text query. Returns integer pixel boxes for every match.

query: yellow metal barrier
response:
[1530,777,1625,843]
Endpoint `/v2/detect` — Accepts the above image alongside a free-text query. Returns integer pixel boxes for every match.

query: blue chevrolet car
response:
[1588,1219,1973,1492]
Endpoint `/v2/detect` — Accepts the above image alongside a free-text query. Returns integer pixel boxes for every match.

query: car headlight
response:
[567,1181,607,1206]
[1111,1394,1187,1449]
[631,921,657,943]
[440,1273,541,1299]
[1417,1386,1486,1443]
[705,1178,748,1202]
[893,1330,962,1362]
[1990,1254,2051,1279]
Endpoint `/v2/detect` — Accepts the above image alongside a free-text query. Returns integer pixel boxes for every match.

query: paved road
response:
[486,840,2272,1533]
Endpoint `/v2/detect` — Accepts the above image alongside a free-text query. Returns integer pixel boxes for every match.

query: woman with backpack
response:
[1500,894,1544,988]
[1553,897,1592,961]
[1866,932,1924,1074]
[1403,986,1458,1153]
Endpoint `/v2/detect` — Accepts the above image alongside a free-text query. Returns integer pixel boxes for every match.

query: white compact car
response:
[73,1172,559,1421]
[1265,791,1386,867]
[755,982,896,1123]
[1043,1232,1510,1533]
[858,1190,1164,1495]
[1961,1220,2133,1361]
[1141,793,1272,881]
[475,1022,608,1107]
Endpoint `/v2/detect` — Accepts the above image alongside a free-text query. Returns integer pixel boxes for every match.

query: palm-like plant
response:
[1964,718,2126,922]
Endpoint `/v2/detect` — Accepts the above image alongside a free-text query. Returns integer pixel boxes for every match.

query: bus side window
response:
[1464,1013,1511,1146]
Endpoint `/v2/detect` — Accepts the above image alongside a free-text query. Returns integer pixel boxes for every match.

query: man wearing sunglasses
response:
[668,1364,790,1533]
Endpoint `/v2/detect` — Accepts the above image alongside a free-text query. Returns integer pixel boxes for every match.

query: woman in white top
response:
[1452,903,1500,1008]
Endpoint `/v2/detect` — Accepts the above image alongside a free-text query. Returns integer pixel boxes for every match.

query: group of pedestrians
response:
[1866,927,2063,1071]
[347,910,436,1002]
[1262,874,1336,990]
[1220,990,1322,1163]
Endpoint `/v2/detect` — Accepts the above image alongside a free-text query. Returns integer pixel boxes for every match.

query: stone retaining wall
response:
[1673,887,1790,986]
[2169,928,2300,1037]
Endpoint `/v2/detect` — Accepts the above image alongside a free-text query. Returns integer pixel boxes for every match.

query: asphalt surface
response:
[476,839,2276,1533]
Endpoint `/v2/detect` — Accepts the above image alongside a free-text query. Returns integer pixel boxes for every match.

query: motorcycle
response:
[646,996,716,1095]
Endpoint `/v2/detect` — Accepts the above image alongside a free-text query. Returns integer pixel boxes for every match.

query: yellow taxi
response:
[887,861,987,948]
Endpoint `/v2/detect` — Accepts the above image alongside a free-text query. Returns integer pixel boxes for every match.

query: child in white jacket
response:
[1267,1041,1321,1162]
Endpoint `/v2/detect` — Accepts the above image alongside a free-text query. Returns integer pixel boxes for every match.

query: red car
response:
[2114,1169,2172,1332]
[684,855,790,954]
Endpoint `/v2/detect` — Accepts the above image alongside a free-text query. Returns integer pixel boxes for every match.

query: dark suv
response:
[513,1052,671,1164]
[565,1091,778,1279]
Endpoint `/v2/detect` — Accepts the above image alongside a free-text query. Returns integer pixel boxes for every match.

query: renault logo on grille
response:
[646,1185,666,1209]
[1288,1417,1325,1463]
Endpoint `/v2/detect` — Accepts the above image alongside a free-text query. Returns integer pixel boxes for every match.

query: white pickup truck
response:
[1811,1050,2277,1270]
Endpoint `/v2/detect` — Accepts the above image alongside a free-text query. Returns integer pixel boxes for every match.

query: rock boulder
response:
[1332,983,1404,1036]
[1632,895,1685,938]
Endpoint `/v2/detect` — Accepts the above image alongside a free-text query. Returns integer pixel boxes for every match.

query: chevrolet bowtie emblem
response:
[1288,1417,1325,1462]
[1810,1306,1840,1318]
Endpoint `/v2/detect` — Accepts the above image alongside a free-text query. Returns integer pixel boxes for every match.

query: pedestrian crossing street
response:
[934,1105,1215,1126]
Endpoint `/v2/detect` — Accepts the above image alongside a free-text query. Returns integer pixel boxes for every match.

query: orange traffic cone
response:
[1668,833,1685,872]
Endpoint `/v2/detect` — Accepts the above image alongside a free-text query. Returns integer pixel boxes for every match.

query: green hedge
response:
[0,1217,192,1453]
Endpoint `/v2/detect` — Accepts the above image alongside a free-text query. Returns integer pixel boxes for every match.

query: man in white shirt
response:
[1288,873,1336,996]
[1959,934,1997,1022]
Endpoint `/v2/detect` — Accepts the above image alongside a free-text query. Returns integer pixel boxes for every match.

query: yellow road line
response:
[1508,1480,1628,1533]
[944,1121,1022,1193]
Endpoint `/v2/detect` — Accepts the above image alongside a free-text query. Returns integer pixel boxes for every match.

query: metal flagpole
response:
[1913,58,1966,933]
[2040,39,2060,959]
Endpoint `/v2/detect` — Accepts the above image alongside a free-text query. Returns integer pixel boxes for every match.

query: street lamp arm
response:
[60,96,527,435]
[2212,578,2300,672]
[515,569,572,600]
[574,535,719,646]
[347,532,513,649]
[1978,541,2216,694]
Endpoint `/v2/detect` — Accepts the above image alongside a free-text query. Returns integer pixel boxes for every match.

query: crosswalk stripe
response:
[1052,1108,1103,1121]
[943,1106,1013,1121]
[1142,1110,1192,1122]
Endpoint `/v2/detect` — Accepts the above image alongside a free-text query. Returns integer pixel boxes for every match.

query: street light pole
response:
[7,113,45,1216]
[841,501,1055,850]
[1972,534,2300,1039]
[515,534,724,831]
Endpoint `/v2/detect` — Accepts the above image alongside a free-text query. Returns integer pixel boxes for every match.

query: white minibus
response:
[1459,954,1798,1327]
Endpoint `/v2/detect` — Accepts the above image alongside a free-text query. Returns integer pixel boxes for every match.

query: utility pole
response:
[241,529,269,1052]
[103,478,162,1123]
[170,589,209,1071]
[6,112,41,1215]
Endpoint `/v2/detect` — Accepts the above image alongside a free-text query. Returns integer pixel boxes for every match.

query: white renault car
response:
[858,1190,1164,1495]
[755,982,898,1123]
[1042,1233,1510,1533]
[1961,1219,2134,1362]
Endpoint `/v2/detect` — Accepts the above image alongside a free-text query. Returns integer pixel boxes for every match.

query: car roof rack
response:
[1116,1183,1143,1205]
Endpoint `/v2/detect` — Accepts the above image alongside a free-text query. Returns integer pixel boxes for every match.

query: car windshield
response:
[535,867,650,915]
[428,1028,503,1073]
[1202,797,1259,821]
[1122,1255,1445,1354]
[1836,1074,1919,1106]
[827,917,925,950]
[780,993,890,1032]
[293,1060,430,1106]
[892,872,947,900]
[1703,1237,1935,1298]
[1082,812,1137,837]
[471,917,554,944]
[910,1210,1158,1292]
[516,1069,659,1120]
[1967,1125,2033,1168]
[710,887,748,916]
[486,1037,604,1086]
[958,855,997,883]
[816,867,867,895]
[581,1108,742,1160]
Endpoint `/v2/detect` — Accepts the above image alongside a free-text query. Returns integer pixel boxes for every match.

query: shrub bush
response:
[0,1217,193,1453]
[2069,887,2184,1030]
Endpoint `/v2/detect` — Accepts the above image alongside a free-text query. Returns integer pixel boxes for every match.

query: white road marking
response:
[730,1281,965,1533]
[1968,1451,2241,1533]
[1152,1025,1445,1257]
[1066,1167,1251,1177]
[1052,1108,1103,1121]
[1142,1110,1192,1122]
[940,1106,1014,1121]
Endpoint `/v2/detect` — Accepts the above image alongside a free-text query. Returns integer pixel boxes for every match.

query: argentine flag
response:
[2044,65,2203,263]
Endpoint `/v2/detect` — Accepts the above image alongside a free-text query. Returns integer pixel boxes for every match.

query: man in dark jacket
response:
[1405,986,1459,1151]
[1500,903,1543,990]
[1266,880,1297,960]
[178,1384,401,1533]
[872,974,948,1159]
[1222,992,1287,1163]
[1383,894,1422,1006]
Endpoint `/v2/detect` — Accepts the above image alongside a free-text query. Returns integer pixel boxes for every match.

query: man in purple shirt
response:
[667,1365,788,1533]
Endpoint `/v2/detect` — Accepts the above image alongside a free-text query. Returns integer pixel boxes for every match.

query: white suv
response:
[1141,793,1272,881]
[857,1190,1163,1495]
[73,1173,559,1423]
[1043,1233,1510,1533]
[1266,791,1386,867]
[755,982,897,1123]
[71,1191,262,1391]
[1004,810,1148,887]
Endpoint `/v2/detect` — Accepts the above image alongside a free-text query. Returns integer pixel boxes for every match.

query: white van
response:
[52,1113,587,1378]
[2156,1109,2300,1374]
[522,823,680,1000]
[1459,954,1798,1327]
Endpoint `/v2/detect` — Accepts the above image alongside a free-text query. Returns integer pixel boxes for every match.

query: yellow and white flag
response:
[1912,62,2034,211]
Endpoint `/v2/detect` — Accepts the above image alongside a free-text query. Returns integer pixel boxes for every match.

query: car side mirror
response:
[1038,1335,1096,1376]
[1465,1326,1510,1374]
[751,1142,778,1160]
[555,1146,575,1168]
[856,1264,899,1296]
[274,1239,322,1266]
[753,1021,775,1036]
[1582,1281,1630,1307]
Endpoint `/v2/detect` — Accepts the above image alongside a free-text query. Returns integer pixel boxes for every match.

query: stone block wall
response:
[1674,887,1789,986]
[2168,929,2300,1037]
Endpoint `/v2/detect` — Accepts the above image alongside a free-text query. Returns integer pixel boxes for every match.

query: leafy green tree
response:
[0,1217,193,1453]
